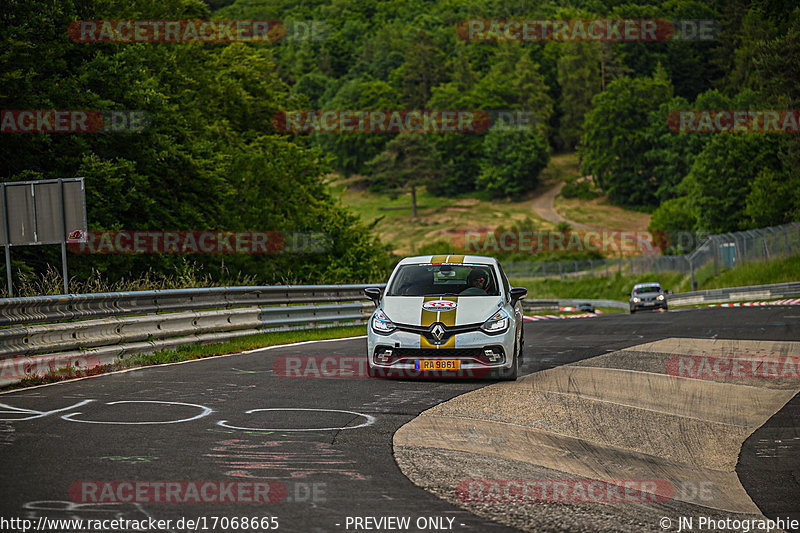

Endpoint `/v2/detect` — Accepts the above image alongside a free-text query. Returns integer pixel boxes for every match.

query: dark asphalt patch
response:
[0,307,796,532]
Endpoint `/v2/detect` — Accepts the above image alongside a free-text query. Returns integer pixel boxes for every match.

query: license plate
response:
[415,360,461,370]
[643,301,654,306]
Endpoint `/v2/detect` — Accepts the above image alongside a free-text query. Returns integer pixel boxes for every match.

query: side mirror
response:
[509,287,527,304]
[364,287,382,306]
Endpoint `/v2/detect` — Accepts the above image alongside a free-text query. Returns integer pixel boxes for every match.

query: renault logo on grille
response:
[430,323,445,341]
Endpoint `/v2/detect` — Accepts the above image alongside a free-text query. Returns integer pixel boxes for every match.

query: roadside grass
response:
[329,153,650,255]
[1,261,259,298]
[329,173,562,256]
[541,152,651,232]
[554,195,652,231]
[537,152,581,186]
[694,253,800,289]
[511,253,800,302]
[3,325,366,391]
[510,271,689,301]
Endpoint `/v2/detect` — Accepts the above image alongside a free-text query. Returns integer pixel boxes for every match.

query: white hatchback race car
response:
[364,255,527,380]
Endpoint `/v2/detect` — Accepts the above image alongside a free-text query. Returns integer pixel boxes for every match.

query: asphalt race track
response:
[0,306,797,533]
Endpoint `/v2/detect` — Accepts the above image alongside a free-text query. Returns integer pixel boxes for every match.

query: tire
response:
[630,307,636,314]
[496,330,519,381]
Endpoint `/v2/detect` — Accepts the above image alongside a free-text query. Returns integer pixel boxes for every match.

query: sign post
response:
[0,178,87,296]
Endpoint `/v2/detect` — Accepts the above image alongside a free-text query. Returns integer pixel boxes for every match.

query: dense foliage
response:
[0,0,391,285]
[218,0,797,230]
[2,0,798,288]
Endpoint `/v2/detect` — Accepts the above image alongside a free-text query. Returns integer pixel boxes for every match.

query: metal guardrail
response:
[0,285,377,326]
[523,299,628,311]
[2,281,797,387]
[0,284,384,387]
[668,281,800,307]
[523,282,800,312]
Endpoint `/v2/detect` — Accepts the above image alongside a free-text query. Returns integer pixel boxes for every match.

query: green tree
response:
[641,89,731,203]
[389,29,448,109]
[579,66,673,206]
[312,79,400,176]
[366,133,443,219]
[745,168,800,227]
[647,196,698,254]
[0,0,391,286]
[476,127,550,199]
[681,133,788,232]
[556,42,602,150]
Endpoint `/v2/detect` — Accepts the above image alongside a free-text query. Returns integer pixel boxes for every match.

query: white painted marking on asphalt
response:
[217,408,376,432]
[240,335,367,355]
[60,400,213,425]
[0,399,94,421]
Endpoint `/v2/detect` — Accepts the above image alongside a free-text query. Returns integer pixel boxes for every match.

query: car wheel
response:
[496,331,519,381]
[630,307,636,314]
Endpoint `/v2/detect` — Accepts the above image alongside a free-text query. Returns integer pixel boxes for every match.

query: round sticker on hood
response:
[422,300,457,312]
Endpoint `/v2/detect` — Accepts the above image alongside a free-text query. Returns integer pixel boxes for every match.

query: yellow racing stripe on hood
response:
[420,296,439,327]
[419,296,458,349]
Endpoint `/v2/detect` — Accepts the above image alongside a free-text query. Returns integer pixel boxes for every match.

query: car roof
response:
[633,282,662,288]
[397,254,499,266]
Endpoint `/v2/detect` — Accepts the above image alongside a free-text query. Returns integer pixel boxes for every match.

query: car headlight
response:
[657,294,665,301]
[481,310,509,334]
[372,310,396,333]
[632,297,640,303]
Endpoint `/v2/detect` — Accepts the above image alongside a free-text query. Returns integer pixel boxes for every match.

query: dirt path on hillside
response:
[531,182,599,231]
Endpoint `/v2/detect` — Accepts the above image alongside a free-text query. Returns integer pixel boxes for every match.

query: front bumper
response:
[367,326,516,372]
[631,300,668,311]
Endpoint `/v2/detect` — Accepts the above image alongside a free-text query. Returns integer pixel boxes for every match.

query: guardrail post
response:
[785,226,791,256]
[711,236,718,275]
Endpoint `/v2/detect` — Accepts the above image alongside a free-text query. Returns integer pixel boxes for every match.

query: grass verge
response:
[511,272,689,301]
[2,325,366,391]
[511,253,800,302]
[554,195,652,231]
[694,253,800,290]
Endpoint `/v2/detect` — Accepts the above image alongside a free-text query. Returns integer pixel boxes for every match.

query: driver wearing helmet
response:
[461,268,490,295]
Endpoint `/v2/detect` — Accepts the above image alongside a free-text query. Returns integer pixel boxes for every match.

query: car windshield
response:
[633,285,661,295]
[386,263,500,297]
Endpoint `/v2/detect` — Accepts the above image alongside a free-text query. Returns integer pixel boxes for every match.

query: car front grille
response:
[394,322,483,345]
[373,346,505,365]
